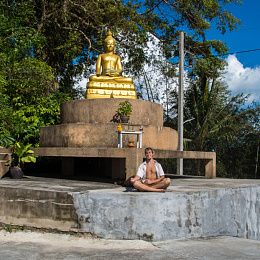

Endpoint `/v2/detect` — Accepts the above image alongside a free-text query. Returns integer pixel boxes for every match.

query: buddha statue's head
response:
[104,30,116,52]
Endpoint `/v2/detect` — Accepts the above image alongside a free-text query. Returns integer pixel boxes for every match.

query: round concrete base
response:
[61,98,163,127]
[40,99,178,150]
[40,123,178,150]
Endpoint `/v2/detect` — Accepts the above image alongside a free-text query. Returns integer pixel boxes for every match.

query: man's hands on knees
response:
[130,178,135,184]
[131,178,152,185]
[130,176,140,184]
[145,176,165,185]
[142,179,152,185]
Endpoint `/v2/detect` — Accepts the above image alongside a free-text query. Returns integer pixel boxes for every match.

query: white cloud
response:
[223,55,260,102]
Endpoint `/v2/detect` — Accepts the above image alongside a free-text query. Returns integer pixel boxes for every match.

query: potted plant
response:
[116,101,133,123]
[10,142,36,179]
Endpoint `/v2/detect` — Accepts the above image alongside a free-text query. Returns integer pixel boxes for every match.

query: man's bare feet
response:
[157,189,166,192]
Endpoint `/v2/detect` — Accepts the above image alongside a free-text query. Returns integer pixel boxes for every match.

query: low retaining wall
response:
[72,186,260,241]
[0,186,78,231]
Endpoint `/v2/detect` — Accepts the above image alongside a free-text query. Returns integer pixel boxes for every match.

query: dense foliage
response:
[0,1,71,146]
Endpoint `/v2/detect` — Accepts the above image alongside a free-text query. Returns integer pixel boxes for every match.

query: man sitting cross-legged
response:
[130,147,171,192]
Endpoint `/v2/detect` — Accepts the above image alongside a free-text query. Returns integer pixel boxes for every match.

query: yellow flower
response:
[117,124,122,132]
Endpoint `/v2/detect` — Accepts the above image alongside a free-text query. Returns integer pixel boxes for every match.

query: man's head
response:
[145,147,154,161]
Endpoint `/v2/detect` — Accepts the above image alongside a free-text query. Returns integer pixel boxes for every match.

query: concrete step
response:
[0,153,12,160]
[0,179,78,230]
[0,153,11,178]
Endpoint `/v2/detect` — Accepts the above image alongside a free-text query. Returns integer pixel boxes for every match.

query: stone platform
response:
[0,177,259,241]
[40,99,178,150]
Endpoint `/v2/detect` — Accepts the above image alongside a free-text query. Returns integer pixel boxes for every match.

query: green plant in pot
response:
[10,142,36,179]
[116,101,133,123]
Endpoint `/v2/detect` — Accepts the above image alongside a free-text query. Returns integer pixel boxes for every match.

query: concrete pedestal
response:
[40,99,178,150]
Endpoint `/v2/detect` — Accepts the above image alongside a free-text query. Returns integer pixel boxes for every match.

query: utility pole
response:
[165,74,169,121]
[177,31,184,175]
[255,141,259,179]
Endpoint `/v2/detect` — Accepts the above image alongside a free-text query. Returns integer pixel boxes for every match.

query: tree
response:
[215,103,260,178]
[0,87,16,147]
[0,2,70,146]
[166,70,259,178]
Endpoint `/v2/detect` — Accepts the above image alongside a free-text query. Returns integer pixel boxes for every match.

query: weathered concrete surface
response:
[0,160,10,179]
[0,185,78,231]
[0,230,260,260]
[40,98,178,150]
[0,177,260,241]
[0,177,117,232]
[0,150,11,178]
[73,178,260,241]
[39,123,178,150]
[61,99,164,127]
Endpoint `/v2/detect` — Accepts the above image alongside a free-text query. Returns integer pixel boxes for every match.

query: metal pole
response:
[142,70,151,101]
[165,75,169,121]
[177,31,184,175]
[255,142,259,179]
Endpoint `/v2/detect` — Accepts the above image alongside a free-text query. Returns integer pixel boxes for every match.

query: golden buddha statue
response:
[86,30,137,99]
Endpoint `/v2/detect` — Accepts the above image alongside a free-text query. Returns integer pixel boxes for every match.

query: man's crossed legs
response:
[131,178,171,192]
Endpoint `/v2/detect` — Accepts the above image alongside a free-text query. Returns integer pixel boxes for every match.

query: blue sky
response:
[207,1,260,102]
[207,0,260,68]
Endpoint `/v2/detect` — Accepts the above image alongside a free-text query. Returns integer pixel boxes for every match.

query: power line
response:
[183,47,260,64]
[166,47,260,68]
[188,45,260,58]
[221,48,260,56]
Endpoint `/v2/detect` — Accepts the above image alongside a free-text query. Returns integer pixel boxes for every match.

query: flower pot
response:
[10,166,23,179]
[120,115,129,124]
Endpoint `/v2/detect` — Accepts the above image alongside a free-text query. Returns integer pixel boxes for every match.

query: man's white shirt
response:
[136,160,165,180]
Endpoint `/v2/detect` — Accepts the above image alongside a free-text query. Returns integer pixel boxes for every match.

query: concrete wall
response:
[40,124,178,150]
[72,186,260,241]
[40,99,178,150]
[61,99,164,127]
[0,186,78,231]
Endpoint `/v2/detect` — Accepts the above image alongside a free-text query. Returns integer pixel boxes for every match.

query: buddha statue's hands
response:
[109,72,120,77]
[104,69,121,77]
